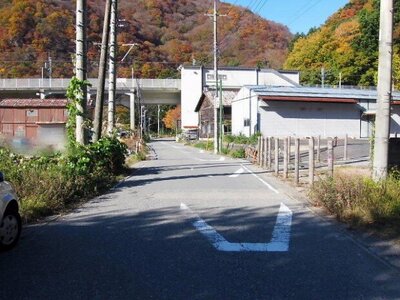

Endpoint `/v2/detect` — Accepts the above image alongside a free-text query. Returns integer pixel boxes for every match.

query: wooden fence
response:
[246,135,366,186]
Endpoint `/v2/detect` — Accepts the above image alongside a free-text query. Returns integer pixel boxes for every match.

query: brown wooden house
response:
[194,90,238,139]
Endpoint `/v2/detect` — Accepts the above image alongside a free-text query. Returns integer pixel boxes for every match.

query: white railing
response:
[0,78,181,90]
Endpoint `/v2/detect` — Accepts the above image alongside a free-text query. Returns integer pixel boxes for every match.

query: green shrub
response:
[223,135,235,143]
[193,141,213,150]
[0,137,128,222]
[230,148,245,158]
[221,147,229,155]
[223,133,261,145]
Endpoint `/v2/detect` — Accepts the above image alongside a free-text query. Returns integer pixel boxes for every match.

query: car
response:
[0,171,21,250]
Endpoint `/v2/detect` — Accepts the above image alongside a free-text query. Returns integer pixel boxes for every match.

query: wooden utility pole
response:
[93,0,112,142]
[309,137,315,185]
[206,0,226,153]
[213,0,219,154]
[275,138,279,176]
[107,0,118,135]
[373,0,394,181]
[75,0,87,144]
[294,138,300,185]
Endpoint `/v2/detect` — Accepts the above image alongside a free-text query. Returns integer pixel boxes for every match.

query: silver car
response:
[0,172,21,250]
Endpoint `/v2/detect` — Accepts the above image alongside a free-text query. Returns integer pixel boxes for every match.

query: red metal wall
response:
[0,107,67,140]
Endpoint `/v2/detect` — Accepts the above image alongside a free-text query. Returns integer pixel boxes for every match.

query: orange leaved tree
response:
[162,105,181,130]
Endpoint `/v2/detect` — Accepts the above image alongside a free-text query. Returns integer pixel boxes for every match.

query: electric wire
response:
[287,0,323,27]
[219,0,270,52]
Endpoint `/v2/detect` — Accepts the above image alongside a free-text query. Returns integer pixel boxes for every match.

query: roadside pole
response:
[75,0,87,144]
[373,0,394,181]
[275,138,279,176]
[107,0,118,135]
[219,79,223,152]
[295,138,300,185]
[309,137,315,185]
[93,0,112,142]
[328,140,334,177]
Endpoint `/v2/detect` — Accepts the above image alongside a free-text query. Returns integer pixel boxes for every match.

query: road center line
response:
[241,165,279,194]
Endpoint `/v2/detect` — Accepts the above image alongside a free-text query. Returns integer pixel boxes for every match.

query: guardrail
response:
[0,78,181,90]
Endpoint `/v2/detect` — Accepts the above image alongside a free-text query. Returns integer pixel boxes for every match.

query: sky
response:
[224,0,349,34]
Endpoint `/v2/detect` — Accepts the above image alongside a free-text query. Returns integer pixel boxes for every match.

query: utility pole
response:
[206,0,225,154]
[213,0,219,154]
[93,0,112,142]
[339,72,342,89]
[75,0,87,144]
[373,0,394,181]
[107,0,118,135]
[219,78,223,152]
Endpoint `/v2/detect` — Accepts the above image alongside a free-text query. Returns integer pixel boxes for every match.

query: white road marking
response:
[229,167,245,178]
[181,203,293,252]
[241,165,279,194]
[195,157,225,162]
[199,150,205,153]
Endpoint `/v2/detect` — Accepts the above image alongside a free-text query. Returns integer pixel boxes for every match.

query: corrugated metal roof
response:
[244,85,400,101]
[0,99,68,107]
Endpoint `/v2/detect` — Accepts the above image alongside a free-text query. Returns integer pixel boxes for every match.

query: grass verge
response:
[0,137,134,223]
[309,169,400,237]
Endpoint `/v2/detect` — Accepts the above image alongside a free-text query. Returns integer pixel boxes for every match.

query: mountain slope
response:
[0,0,292,78]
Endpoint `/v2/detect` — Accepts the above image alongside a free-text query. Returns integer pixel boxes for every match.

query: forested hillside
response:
[0,0,292,78]
[284,0,400,88]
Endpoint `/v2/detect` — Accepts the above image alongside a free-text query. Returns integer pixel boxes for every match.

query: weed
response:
[0,137,128,222]
[309,172,400,235]
[230,148,245,158]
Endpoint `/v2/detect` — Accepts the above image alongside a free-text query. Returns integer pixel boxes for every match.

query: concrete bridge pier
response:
[128,90,136,131]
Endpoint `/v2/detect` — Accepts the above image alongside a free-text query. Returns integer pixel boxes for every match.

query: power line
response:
[287,0,323,27]
[254,0,270,15]
[219,0,270,52]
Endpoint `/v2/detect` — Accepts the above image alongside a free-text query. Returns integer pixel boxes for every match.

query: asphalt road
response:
[1,139,399,300]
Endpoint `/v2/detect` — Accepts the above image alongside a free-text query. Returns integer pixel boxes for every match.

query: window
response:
[206,74,228,81]
[244,118,251,127]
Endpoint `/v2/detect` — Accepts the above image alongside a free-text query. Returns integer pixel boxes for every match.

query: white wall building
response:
[180,66,299,129]
[232,86,400,138]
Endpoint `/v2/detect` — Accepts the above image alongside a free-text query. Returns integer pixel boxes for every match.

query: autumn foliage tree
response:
[285,0,400,88]
[162,105,181,130]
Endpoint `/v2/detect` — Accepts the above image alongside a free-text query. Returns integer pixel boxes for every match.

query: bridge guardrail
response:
[0,78,181,90]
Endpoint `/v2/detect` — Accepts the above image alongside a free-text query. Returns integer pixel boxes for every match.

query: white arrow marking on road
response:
[229,167,245,178]
[180,203,292,252]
